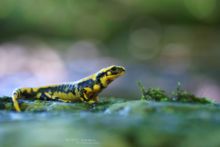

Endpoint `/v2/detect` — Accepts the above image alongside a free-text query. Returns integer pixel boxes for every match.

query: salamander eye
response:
[111,67,117,71]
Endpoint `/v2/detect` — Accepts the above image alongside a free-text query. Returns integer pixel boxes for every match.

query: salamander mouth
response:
[106,79,113,84]
[120,68,126,74]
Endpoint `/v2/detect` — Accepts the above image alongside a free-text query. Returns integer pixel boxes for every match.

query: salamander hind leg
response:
[12,88,22,112]
[12,87,39,112]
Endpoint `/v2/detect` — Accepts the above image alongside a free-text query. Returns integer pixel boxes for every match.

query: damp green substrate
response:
[1,97,220,147]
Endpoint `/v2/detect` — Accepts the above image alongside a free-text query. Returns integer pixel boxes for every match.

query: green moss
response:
[0,96,13,110]
[138,82,213,104]
[138,81,170,101]
[172,82,212,103]
[0,96,114,112]
[24,100,47,112]
[143,88,169,101]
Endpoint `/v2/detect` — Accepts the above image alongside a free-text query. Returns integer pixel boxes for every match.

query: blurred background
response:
[0,0,220,101]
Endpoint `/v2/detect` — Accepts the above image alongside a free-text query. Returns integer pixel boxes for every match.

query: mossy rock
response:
[1,95,220,147]
[1,99,220,147]
[0,96,121,112]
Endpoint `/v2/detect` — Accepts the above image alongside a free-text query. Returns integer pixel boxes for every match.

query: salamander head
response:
[96,65,125,87]
[77,65,125,102]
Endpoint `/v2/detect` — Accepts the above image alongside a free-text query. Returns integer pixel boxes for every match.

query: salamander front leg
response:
[88,96,99,104]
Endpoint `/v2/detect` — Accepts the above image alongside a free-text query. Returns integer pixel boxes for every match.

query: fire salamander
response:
[12,65,125,112]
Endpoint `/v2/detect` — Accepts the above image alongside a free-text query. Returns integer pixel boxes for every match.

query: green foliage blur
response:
[0,0,219,40]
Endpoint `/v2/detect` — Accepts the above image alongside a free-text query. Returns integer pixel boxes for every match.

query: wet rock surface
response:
[1,97,220,147]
